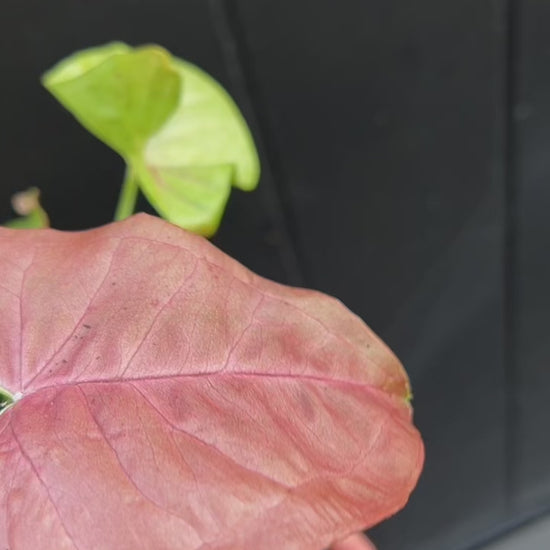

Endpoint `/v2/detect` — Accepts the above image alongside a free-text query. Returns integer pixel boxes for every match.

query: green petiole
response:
[114,166,140,221]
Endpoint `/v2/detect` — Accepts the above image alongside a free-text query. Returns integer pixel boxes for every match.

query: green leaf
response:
[42,42,181,158]
[43,43,260,236]
[4,188,50,229]
[144,58,260,191]
[137,58,261,236]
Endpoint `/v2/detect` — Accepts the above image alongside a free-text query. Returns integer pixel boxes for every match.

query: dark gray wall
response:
[1,2,549,549]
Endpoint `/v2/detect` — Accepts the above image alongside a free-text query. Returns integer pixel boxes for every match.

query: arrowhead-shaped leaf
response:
[43,44,260,236]
[0,214,423,549]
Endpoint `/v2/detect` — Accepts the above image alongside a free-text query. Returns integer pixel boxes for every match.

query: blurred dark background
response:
[1,2,549,549]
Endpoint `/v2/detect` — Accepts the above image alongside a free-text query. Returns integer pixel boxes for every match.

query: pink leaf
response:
[0,214,423,549]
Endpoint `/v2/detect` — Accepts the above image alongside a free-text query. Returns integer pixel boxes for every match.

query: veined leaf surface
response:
[0,214,423,549]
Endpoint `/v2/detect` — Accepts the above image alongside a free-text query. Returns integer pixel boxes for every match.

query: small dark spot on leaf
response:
[83,324,91,329]
[111,282,116,286]
[96,356,100,360]
[62,359,67,363]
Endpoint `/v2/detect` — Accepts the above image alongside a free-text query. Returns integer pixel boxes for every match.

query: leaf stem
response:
[114,166,139,221]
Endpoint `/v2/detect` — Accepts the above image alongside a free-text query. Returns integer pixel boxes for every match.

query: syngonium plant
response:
[0,43,424,550]
[40,42,260,236]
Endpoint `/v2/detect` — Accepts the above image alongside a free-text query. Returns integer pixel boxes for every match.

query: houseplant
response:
[0,43,423,550]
